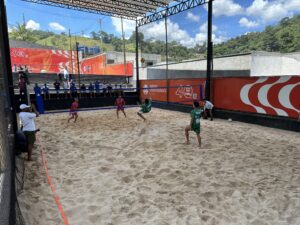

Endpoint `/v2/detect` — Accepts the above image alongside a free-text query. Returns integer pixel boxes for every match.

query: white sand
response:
[18,108,300,225]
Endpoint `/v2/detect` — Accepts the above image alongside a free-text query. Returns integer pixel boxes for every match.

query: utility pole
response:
[22,13,26,26]
[164,8,169,103]
[205,0,213,101]
[76,41,81,90]
[98,18,103,52]
[121,18,127,80]
[69,29,74,74]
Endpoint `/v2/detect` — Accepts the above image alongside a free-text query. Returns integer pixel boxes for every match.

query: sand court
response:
[18,108,300,225]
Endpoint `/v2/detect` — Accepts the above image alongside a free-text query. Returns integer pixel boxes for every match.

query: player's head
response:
[193,101,200,108]
[145,98,149,104]
[35,83,38,86]
[74,97,78,102]
[118,95,122,98]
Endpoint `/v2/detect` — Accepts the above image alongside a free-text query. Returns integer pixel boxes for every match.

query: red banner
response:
[80,54,133,77]
[140,76,300,119]
[10,48,77,73]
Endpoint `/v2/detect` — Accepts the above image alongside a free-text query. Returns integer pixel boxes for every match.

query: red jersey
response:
[70,101,78,111]
[115,98,125,107]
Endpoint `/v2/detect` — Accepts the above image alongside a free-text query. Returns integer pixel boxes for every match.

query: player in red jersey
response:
[115,95,126,118]
[68,98,79,123]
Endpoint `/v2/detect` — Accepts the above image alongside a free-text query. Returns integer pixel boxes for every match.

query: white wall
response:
[251,52,300,76]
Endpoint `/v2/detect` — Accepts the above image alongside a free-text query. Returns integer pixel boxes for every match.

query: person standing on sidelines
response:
[203,99,214,121]
[19,104,39,161]
[185,101,202,147]
[115,95,126,118]
[68,98,79,123]
[63,66,70,88]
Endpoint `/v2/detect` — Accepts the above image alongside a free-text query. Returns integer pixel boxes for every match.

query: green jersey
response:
[191,108,202,134]
[141,100,152,113]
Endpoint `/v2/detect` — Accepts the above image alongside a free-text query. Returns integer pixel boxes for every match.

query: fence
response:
[0,1,25,224]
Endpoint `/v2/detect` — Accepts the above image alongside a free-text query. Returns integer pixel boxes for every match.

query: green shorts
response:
[192,125,200,134]
[23,131,36,145]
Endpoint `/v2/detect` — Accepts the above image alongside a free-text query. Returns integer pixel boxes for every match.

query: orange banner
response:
[140,79,206,104]
[140,76,300,118]
[10,48,77,73]
[80,54,133,76]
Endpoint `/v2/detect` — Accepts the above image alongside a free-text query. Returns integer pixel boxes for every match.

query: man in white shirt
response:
[63,66,70,88]
[19,104,39,161]
[203,99,214,121]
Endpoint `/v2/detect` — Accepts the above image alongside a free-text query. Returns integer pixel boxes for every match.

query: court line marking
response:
[38,137,70,225]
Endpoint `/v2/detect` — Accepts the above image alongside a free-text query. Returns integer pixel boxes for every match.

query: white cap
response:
[20,104,30,110]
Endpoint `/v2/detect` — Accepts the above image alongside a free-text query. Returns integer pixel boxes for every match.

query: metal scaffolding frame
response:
[19,0,214,101]
[22,0,171,20]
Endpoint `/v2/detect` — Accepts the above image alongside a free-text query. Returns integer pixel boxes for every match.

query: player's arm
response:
[30,104,39,117]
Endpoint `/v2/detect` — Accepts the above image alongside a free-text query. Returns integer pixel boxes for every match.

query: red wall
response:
[140,76,300,119]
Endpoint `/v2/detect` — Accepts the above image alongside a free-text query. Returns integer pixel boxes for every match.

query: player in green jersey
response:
[137,98,152,121]
[185,101,202,147]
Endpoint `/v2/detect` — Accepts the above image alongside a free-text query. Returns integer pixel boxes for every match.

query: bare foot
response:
[186,141,190,145]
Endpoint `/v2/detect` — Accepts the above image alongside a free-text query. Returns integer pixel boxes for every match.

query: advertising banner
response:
[80,54,133,76]
[10,48,77,73]
[140,76,300,118]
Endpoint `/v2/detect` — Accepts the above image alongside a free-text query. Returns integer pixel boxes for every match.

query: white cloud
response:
[206,0,243,17]
[83,34,91,38]
[239,17,259,28]
[246,0,300,23]
[26,20,40,30]
[49,22,66,32]
[186,12,200,22]
[111,17,135,39]
[200,22,218,33]
[140,20,226,48]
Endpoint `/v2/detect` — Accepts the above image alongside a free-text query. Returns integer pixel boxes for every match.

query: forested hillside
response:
[9,15,300,61]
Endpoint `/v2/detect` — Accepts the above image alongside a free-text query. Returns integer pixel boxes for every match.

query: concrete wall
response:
[251,52,300,76]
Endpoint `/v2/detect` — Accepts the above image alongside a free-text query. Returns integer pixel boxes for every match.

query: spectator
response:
[203,99,214,121]
[80,83,87,98]
[70,82,77,98]
[102,82,107,96]
[43,84,50,100]
[63,66,70,88]
[53,80,61,99]
[107,83,113,97]
[95,80,100,96]
[33,83,42,96]
[19,104,39,161]
[119,84,125,96]
[18,77,26,99]
[57,72,63,82]
[88,83,95,98]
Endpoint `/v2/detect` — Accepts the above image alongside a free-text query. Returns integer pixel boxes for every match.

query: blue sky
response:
[6,0,300,47]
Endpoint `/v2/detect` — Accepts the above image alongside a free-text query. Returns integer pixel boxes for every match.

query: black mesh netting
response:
[0,1,25,224]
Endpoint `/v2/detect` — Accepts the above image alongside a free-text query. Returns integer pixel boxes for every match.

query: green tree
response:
[9,23,36,42]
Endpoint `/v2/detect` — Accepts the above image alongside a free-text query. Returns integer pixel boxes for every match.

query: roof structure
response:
[22,0,209,25]
[22,0,173,20]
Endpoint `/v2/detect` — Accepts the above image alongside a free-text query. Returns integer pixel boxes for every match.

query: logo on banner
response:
[143,85,149,95]
[176,85,195,99]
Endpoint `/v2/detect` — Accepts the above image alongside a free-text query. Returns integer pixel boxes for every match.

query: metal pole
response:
[165,9,169,103]
[205,0,213,101]
[0,2,18,133]
[76,41,81,90]
[99,18,103,52]
[121,18,127,80]
[69,29,74,74]
[135,20,140,97]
